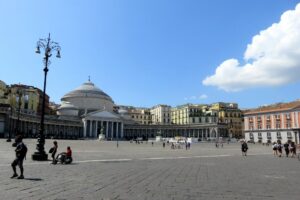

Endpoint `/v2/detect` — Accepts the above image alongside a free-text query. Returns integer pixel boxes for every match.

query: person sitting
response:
[54,146,73,164]
[65,146,73,164]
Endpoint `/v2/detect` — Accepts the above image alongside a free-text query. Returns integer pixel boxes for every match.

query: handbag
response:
[49,147,54,154]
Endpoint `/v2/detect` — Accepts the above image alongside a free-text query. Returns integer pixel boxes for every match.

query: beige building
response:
[171,104,217,125]
[118,106,152,125]
[211,102,243,138]
[150,105,171,125]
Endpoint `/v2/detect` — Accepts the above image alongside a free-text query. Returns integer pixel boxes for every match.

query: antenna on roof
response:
[88,75,91,82]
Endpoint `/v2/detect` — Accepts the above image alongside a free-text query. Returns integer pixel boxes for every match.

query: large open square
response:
[0,139,299,200]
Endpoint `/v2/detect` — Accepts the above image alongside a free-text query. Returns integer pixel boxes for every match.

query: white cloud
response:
[184,94,208,101]
[203,3,300,92]
[199,94,208,99]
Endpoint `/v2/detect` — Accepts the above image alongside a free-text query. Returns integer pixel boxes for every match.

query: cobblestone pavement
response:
[0,139,299,200]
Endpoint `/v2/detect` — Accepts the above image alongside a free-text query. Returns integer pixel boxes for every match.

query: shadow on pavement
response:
[24,178,43,181]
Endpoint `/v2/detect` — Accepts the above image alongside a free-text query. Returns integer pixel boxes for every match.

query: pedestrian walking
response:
[151,141,154,146]
[49,141,58,164]
[11,135,27,179]
[241,141,248,156]
[277,141,282,157]
[163,142,165,148]
[290,142,296,158]
[185,141,188,150]
[283,142,289,157]
[272,142,278,156]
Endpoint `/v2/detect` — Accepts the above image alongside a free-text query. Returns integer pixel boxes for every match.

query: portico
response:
[82,110,123,139]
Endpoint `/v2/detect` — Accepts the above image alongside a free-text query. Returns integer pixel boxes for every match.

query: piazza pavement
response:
[0,139,299,200]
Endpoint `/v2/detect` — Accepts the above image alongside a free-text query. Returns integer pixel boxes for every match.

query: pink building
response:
[244,100,300,144]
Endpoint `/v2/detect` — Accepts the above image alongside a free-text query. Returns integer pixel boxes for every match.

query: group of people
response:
[49,141,73,165]
[272,141,297,158]
[10,135,73,180]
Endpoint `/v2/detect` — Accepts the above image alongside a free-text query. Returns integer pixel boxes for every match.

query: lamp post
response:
[6,106,12,142]
[16,89,23,136]
[32,33,61,161]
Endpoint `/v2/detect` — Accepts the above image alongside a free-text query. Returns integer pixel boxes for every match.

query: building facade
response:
[0,79,235,141]
[244,101,300,144]
[211,102,243,138]
[150,105,171,125]
[118,106,152,125]
[171,104,218,125]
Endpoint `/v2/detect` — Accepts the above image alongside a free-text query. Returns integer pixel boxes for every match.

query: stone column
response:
[89,120,93,138]
[116,122,119,139]
[121,123,124,138]
[105,121,109,138]
[83,120,87,138]
[95,120,98,138]
[111,121,114,139]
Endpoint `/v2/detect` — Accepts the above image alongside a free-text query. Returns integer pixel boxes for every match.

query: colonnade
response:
[83,119,123,139]
[124,126,228,140]
[4,117,82,139]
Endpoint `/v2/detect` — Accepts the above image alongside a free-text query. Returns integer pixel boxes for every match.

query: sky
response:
[1,0,300,109]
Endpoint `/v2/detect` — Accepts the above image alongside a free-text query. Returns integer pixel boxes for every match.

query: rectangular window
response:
[276,132,281,138]
[275,115,280,120]
[276,123,281,129]
[250,133,254,139]
[257,124,262,130]
[258,132,262,138]
[267,132,271,139]
[287,132,292,138]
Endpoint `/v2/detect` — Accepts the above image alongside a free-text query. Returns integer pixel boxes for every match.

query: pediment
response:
[85,110,121,120]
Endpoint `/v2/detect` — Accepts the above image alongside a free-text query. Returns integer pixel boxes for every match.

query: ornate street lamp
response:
[32,33,61,161]
[6,106,12,142]
[16,89,23,135]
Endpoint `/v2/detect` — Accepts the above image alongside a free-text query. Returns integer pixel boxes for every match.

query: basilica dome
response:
[60,81,115,115]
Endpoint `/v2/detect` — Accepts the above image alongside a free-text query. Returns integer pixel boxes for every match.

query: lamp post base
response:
[32,152,48,161]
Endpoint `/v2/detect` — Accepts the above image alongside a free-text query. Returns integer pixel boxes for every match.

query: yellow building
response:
[211,102,243,138]
[119,106,152,125]
[171,104,218,125]
[0,81,50,115]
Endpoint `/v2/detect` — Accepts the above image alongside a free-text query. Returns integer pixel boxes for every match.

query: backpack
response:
[20,143,28,160]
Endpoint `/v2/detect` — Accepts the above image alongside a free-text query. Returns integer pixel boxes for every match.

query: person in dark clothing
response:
[11,135,27,179]
[283,142,289,157]
[241,141,248,156]
[50,141,58,164]
[277,141,282,157]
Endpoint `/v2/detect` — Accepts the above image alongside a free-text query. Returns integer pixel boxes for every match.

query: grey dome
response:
[61,81,113,103]
[58,101,78,110]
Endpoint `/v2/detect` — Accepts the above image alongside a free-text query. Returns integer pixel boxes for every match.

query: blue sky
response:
[1,0,299,109]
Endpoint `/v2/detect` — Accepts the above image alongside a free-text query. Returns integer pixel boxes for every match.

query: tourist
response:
[290,142,296,158]
[11,135,27,179]
[277,141,282,157]
[163,142,165,148]
[272,142,278,156]
[283,142,289,157]
[49,141,58,164]
[241,141,248,156]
